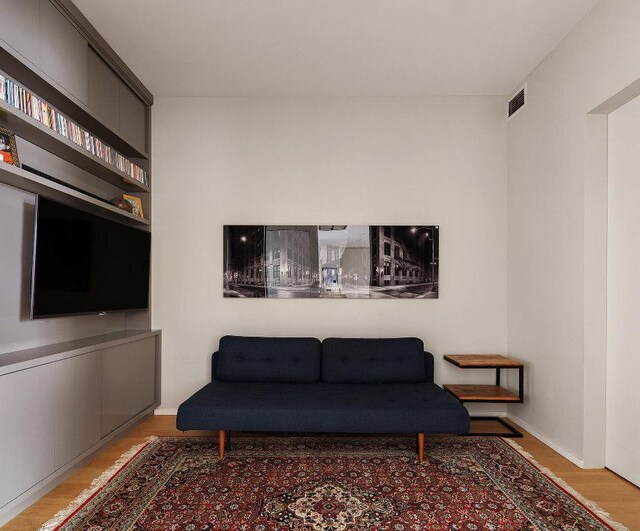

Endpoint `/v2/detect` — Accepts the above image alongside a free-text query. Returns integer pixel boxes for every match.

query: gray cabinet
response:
[54,351,102,468]
[39,0,88,104]
[88,48,120,131]
[0,364,55,509]
[0,331,160,521]
[88,46,147,152]
[119,84,147,151]
[101,337,157,436]
[130,337,156,415]
[101,342,131,436]
[0,0,41,66]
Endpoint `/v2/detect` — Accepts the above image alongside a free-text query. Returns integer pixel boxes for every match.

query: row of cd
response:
[0,73,148,186]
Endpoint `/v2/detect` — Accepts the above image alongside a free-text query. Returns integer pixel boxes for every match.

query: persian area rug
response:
[40,436,627,531]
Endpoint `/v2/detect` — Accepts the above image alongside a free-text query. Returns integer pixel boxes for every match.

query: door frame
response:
[583,77,640,468]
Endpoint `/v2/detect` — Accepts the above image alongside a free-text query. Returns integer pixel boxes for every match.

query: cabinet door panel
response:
[101,343,131,437]
[0,364,55,509]
[0,0,41,66]
[54,351,101,468]
[130,337,156,415]
[40,0,88,104]
[88,48,120,131]
[119,83,146,151]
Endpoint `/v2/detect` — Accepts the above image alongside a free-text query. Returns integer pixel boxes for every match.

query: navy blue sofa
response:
[176,336,469,462]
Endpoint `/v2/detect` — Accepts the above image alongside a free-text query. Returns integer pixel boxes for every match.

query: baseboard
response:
[507,413,585,468]
[154,408,178,415]
[469,411,507,418]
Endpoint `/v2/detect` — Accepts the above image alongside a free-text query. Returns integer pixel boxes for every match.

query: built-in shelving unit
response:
[0,163,150,227]
[0,0,152,223]
[0,99,150,193]
[0,3,157,524]
[0,44,150,160]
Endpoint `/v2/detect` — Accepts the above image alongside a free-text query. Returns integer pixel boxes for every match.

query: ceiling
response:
[74,0,599,98]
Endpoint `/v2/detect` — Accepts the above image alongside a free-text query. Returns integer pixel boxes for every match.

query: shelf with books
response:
[0,98,150,193]
[0,44,149,160]
[1,72,148,186]
[0,163,150,227]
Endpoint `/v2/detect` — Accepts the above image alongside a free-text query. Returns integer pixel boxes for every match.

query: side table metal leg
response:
[519,366,524,402]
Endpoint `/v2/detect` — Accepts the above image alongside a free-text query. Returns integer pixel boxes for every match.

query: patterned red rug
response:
[40,436,627,531]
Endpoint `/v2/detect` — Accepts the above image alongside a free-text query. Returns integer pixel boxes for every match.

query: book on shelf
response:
[0,72,149,187]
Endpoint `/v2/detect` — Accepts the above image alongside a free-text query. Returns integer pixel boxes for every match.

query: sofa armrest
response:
[424,351,435,383]
[211,351,219,381]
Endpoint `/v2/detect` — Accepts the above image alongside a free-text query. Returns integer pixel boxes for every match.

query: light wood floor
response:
[3,416,639,530]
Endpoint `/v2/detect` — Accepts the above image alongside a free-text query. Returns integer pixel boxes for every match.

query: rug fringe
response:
[504,438,629,531]
[38,436,158,531]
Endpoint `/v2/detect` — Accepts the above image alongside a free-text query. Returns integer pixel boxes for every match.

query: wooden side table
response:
[443,354,524,438]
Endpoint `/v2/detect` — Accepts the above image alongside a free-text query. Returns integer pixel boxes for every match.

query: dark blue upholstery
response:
[322,338,427,383]
[177,335,469,436]
[176,381,469,434]
[212,349,435,384]
[215,335,321,383]
[424,351,435,383]
[211,351,218,381]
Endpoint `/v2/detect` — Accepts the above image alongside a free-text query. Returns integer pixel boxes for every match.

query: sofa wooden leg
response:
[219,430,225,460]
[417,433,424,463]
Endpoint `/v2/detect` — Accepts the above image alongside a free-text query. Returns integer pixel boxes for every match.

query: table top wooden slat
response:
[443,384,522,402]
[443,354,524,368]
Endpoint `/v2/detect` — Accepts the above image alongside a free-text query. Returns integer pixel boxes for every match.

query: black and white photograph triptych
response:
[223,225,439,299]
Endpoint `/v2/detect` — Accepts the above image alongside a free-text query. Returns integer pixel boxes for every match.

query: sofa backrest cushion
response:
[216,335,322,383]
[321,337,428,383]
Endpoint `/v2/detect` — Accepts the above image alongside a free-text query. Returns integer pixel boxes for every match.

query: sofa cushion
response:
[322,338,426,383]
[176,381,469,434]
[216,335,322,383]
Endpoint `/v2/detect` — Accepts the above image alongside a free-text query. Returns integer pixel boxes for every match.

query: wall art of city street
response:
[223,225,439,299]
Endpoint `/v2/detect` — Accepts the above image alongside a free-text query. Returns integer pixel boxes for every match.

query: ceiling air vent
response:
[508,84,527,119]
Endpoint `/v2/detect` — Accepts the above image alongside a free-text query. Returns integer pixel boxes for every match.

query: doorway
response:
[606,95,640,486]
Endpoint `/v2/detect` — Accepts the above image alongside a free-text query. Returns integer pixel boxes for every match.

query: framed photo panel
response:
[223,225,438,299]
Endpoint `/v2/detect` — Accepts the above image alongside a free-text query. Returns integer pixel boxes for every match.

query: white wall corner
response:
[508,413,585,468]
[582,113,609,468]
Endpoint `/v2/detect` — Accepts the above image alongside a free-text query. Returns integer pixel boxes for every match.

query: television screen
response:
[31,197,151,318]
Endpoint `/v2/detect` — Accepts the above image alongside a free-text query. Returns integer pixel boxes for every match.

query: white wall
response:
[507,0,640,463]
[152,96,508,411]
[606,95,640,485]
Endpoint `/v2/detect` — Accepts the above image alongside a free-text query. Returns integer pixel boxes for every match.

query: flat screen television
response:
[31,196,151,318]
